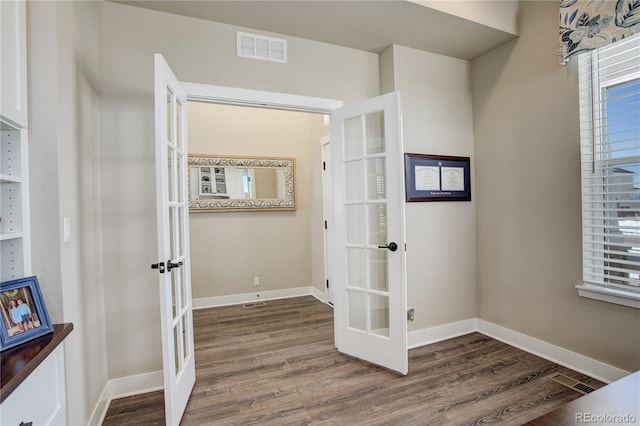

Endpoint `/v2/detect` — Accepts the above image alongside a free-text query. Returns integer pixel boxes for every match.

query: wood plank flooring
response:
[102,296,604,425]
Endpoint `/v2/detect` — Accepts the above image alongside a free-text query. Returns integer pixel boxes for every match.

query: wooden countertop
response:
[0,323,73,403]
[525,371,640,425]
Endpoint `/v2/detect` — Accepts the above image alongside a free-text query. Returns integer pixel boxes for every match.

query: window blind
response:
[578,34,640,295]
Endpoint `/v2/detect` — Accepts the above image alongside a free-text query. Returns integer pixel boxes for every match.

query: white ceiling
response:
[114,1,518,60]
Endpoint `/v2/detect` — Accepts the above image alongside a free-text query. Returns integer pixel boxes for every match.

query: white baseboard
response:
[408,318,477,349]
[89,371,163,425]
[88,384,110,426]
[476,319,629,384]
[311,286,328,303]
[193,286,325,309]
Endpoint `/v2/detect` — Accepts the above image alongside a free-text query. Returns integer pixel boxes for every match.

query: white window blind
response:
[577,34,640,308]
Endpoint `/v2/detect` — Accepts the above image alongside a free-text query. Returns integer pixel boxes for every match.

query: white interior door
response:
[153,54,196,425]
[330,91,408,375]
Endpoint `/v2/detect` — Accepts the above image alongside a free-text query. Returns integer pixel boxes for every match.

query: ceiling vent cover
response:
[237,31,287,64]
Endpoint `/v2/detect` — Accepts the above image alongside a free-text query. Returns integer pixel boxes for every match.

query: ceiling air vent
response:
[237,31,287,64]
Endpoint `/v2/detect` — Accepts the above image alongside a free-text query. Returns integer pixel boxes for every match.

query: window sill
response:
[576,284,640,309]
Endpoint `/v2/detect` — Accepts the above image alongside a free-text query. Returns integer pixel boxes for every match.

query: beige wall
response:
[28,1,108,424]
[188,103,322,298]
[99,1,379,379]
[472,1,640,372]
[385,45,477,330]
[25,3,639,424]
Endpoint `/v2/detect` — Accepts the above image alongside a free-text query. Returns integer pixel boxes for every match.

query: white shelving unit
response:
[0,4,68,426]
[1,0,31,281]
[198,166,228,197]
[0,120,29,281]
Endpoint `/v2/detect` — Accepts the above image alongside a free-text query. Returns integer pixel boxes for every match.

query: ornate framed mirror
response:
[188,155,295,212]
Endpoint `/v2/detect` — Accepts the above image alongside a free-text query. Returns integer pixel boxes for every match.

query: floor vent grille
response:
[550,374,596,394]
[243,302,266,308]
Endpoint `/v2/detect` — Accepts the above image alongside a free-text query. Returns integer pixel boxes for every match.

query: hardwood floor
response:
[102,296,603,425]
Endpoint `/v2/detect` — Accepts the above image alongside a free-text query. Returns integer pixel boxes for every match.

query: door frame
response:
[320,134,334,305]
[182,82,343,307]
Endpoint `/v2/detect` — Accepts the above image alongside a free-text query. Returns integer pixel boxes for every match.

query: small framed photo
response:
[0,276,53,351]
[405,153,471,202]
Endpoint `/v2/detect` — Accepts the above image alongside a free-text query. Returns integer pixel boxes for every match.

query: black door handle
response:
[151,262,165,273]
[378,242,398,251]
[167,260,184,271]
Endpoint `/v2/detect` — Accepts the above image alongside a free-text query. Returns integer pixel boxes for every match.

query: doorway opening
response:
[186,100,334,307]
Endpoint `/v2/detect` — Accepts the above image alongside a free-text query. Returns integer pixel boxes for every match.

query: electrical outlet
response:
[253,276,260,287]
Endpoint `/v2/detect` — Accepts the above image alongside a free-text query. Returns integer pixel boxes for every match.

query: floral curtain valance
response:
[560,0,640,64]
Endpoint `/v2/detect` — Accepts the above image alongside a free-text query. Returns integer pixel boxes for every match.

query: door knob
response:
[378,242,398,251]
[151,262,165,273]
[167,260,184,271]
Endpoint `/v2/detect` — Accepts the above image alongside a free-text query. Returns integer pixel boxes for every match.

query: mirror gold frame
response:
[188,154,295,212]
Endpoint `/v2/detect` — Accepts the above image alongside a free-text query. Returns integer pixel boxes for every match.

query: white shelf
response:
[0,232,24,242]
[0,173,21,183]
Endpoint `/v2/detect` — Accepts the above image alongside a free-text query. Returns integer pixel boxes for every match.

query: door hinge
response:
[326,279,329,288]
[151,262,166,273]
[324,220,328,229]
[323,161,326,171]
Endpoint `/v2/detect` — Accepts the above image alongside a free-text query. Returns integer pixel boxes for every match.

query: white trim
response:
[87,383,110,426]
[476,319,629,384]
[182,82,343,114]
[576,284,640,309]
[193,286,317,309]
[408,319,477,349]
[311,285,329,304]
[88,371,163,426]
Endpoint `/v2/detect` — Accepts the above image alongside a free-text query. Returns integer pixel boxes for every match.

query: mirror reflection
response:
[188,155,295,212]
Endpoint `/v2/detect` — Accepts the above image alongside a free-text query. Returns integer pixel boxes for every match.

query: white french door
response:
[330,91,408,375]
[153,54,196,425]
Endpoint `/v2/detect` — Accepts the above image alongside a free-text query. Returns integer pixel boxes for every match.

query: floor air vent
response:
[550,374,596,394]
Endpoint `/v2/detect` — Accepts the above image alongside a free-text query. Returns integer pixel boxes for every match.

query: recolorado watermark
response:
[576,412,638,423]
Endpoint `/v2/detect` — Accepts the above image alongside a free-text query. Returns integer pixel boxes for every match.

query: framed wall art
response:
[0,276,53,351]
[404,153,471,202]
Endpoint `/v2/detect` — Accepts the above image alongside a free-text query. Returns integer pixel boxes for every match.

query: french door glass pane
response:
[169,207,176,259]
[370,294,390,337]
[167,147,174,202]
[367,204,387,246]
[366,158,386,200]
[345,160,364,201]
[365,111,385,155]
[348,290,366,331]
[181,313,189,366]
[369,250,389,291]
[344,116,363,158]
[177,207,185,257]
[346,205,365,244]
[167,90,173,143]
[169,268,179,318]
[176,100,183,150]
[173,320,181,375]
[171,267,179,318]
[176,152,184,203]
[347,248,366,289]
[179,264,187,311]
